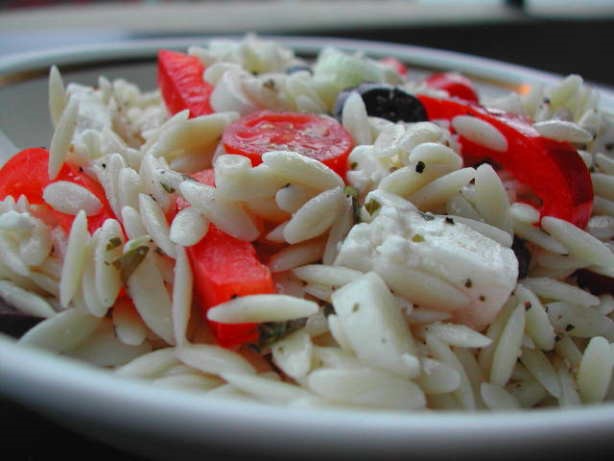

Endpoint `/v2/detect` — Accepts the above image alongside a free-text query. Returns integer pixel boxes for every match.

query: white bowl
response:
[0,37,613,460]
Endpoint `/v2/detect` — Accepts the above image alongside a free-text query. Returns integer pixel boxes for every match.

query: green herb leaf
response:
[112,246,149,283]
[323,303,335,317]
[343,185,358,198]
[364,199,381,215]
[344,185,361,223]
[258,318,307,348]
[160,182,176,194]
[106,237,122,251]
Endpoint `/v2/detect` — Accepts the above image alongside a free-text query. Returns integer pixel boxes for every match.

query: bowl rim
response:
[0,35,613,456]
[0,35,612,109]
[2,333,614,453]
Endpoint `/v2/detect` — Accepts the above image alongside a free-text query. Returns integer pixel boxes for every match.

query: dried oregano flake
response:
[112,245,149,283]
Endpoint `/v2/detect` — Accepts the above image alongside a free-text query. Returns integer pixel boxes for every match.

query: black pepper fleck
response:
[465,279,473,288]
[415,161,426,174]
[524,301,532,310]
[479,295,486,302]
[445,217,455,225]
[565,324,574,332]
[352,303,360,313]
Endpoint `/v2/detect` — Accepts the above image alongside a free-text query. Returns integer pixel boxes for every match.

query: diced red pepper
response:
[188,225,275,348]
[379,57,408,77]
[425,72,479,104]
[417,95,593,228]
[0,147,115,234]
[222,110,354,178]
[181,168,274,348]
[158,50,214,118]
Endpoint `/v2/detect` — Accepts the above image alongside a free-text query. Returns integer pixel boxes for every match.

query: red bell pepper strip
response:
[417,95,593,229]
[222,110,354,178]
[158,50,214,118]
[180,168,275,348]
[425,72,479,103]
[0,147,116,234]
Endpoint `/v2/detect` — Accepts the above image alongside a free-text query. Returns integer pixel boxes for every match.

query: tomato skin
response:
[425,72,479,103]
[158,50,213,117]
[418,95,593,228]
[0,147,115,233]
[222,110,354,178]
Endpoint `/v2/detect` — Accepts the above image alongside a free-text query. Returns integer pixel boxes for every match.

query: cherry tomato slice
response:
[425,72,479,104]
[158,50,213,118]
[0,147,115,233]
[222,110,354,178]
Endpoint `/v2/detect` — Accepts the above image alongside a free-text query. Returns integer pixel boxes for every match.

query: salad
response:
[0,35,613,411]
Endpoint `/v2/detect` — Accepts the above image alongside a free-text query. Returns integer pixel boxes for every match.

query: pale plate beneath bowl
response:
[0,37,612,460]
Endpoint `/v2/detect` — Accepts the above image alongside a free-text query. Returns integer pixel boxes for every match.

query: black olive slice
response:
[512,237,531,280]
[334,83,427,123]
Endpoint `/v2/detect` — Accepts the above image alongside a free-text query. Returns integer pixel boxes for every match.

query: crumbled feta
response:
[335,204,518,330]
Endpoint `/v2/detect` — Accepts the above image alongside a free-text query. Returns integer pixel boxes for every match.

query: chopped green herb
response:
[323,303,335,317]
[343,185,359,198]
[263,79,276,90]
[419,211,435,221]
[352,302,360,313]
[160,182,176,194]
[411,234,425,243]
[106,237,122,251]
[364,199,381,215]
[258,318,307,348]
[415,161,426,173]
[113,245,149,283]
[344,186,361,223]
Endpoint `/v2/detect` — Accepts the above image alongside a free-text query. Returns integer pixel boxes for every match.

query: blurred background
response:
[0,0,614,85]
